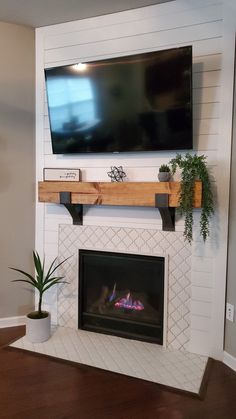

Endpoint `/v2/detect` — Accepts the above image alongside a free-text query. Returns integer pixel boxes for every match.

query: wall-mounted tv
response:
[45,45,192,154]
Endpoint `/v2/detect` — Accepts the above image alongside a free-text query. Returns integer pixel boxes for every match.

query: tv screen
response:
[45,46,192,154]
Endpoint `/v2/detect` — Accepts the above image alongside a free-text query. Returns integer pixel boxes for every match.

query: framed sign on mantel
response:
[43,168,81,182]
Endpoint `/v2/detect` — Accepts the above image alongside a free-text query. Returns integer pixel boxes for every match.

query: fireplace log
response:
[90,286,109,314]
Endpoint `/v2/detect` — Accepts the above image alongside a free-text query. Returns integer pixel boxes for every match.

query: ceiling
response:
[0,0,174,28]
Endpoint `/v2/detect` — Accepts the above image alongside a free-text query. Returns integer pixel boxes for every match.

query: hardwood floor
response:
[1,327,236,419]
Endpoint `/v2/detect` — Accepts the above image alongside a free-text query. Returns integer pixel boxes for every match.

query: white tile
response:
[11,327,208,394]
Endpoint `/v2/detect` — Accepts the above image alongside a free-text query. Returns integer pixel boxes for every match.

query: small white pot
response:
[26,312,51,343]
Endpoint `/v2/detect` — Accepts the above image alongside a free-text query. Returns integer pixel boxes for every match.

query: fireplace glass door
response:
[79,250,165,344]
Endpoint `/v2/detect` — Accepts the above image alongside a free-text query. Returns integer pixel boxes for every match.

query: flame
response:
[114,292,144,311]
[109,283,117,302]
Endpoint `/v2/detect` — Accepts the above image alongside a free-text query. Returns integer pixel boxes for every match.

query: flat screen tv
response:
[45,46,192,154]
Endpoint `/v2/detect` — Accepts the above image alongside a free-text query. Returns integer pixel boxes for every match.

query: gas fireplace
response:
[79,250,165,344]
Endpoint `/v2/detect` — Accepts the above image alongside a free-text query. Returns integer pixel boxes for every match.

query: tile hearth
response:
[11,327,208,394]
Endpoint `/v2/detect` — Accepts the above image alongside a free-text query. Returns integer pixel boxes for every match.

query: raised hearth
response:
[11,326,208,395]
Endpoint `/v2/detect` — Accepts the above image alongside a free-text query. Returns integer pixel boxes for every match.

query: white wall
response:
[35,0,235,358]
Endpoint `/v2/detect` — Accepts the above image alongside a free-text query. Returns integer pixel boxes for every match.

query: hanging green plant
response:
[169,153,214,243]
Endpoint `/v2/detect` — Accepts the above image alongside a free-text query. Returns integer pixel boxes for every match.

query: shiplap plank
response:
[189,330,212,355]
[45,215,71,231]
[193,86,220,103]
[193,70,221,88]
[191,301,212,317]
[45,21,222,64]
[40,1,223,38]
[45,4,222,50]
[191,271,214,288]
[83,205,163,224]
[45,40,223,69]
[193,103,220,119]
[42,149,217,169]
[192,241,216,257]
[40,157,218,183]
[43,202,185,234]
[44,230,59,244]
[44,116,49,129]
[45,202,71,215]
[44,129,51,141]
[190,315,211,332]
[193,38,222,57]
[43,210,185,232]
[193,53,222,72]
[43,135,219,157]
[192,286,212,303]
[192,256,213,273]
[44,203,163,227]
[44,141,52,155]
[193,118,219,135]
[44,132,219,155]
[194,134,218,151]
[44,244,60,259]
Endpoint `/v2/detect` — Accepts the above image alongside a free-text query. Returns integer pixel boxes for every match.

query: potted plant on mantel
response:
[169,153,214,243]
[158,164,171,182]
[10,251,69,343]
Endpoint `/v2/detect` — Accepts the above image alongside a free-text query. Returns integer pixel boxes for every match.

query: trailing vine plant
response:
[169,153,214,243]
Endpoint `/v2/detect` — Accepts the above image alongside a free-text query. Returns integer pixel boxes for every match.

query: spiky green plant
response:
[159,164,170,173]
[169,153,214,243]
[10,251,69,319]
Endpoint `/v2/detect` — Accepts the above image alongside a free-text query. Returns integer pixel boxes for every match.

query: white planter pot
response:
[26,312,51,343]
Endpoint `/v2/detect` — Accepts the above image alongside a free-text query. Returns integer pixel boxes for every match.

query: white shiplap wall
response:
[35,0,235,358]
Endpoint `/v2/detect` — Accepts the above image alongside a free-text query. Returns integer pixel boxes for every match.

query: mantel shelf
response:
[38,181,202,231]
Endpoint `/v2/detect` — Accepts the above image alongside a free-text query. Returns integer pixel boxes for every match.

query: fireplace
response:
[78,249,165,344]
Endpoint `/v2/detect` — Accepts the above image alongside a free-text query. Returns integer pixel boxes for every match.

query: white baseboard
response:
[223,351,236,372]
[0,315,26,328]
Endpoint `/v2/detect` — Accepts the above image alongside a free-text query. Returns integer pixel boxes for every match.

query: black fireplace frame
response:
[78,249,166,345]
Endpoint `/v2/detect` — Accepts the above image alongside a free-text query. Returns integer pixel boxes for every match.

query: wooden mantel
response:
[38,181,202,231]
[38,181,202,207]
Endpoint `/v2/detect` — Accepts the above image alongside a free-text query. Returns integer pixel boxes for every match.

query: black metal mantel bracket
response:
[155,193,175,232]
[59,191,175,230]
[60,192,83,225]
